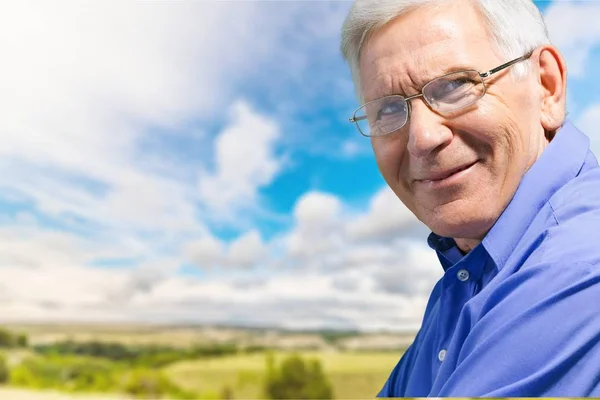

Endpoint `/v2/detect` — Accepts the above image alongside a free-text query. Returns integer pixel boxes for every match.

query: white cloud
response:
[0,264,436,331]
[294,192,342,227]
[286,192,345,260]
[0,0,354,239]
[0,1,304,288]
[274,188,439,329]
[283,188,428,269]
[369,241,441,296]
[346,186,420,242]
[184,230,267,269]
[0,222,170,319]
[183,235,225,269]
[0,220,148,270]
[0,1,292,240]
[0,2,264,133]
[545,2,600,77]
[199,101,282,218]
[0,184,440,331]
[0,1,441,331]
[227,230,267,268]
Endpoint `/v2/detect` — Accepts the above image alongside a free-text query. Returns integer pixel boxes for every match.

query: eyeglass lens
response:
[354,70,485,137]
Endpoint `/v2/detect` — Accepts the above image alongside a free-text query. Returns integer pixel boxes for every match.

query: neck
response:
[454,237,481,254]
[452,129,555,256]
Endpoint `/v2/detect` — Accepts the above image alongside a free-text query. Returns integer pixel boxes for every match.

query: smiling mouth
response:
[418,161,478,184]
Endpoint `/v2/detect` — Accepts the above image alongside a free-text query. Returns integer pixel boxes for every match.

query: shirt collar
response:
[427,120,591,271]
[427,233,462,271]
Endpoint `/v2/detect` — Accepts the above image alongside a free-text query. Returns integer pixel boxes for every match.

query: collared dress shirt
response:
[378,120,600,397]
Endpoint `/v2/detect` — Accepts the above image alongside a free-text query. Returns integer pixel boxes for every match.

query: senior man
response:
[342,0,600,397]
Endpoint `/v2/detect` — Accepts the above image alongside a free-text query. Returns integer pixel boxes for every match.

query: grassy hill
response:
[164,350,402,399]
[0,323,414,399]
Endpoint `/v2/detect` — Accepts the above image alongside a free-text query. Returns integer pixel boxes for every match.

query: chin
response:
[421,206,495,241]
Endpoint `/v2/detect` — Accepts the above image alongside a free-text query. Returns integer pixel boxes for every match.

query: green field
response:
[0,324,410,399]
[164,351,402,399]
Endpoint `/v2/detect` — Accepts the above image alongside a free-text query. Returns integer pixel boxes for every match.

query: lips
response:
[418,161,477,183]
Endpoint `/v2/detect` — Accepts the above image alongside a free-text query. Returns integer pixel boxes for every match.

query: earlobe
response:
[538,46,567,133]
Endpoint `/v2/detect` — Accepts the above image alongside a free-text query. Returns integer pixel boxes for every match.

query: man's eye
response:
[378,101,403,118]
[441,78,470,93]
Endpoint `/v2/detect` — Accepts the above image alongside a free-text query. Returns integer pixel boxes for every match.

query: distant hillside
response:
[1,322,417,352]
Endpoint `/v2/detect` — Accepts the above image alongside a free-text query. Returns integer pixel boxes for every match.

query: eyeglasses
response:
[348,51,533,137]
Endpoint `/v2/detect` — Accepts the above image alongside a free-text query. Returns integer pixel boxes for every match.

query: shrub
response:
[265,353,333,399]
[122,368,197,399]
[16,333,28,347]
[8,354,116,391]
[0,328,28,348]
[123,369,169,399]
[33,340,239,368]
[0,330,13,347]
[0,354,8,383]
[9,364,37,387]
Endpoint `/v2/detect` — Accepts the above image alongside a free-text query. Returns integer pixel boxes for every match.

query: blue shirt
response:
[379,120,600,397]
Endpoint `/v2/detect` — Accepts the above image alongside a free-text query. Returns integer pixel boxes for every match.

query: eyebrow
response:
[436,62,480,78]
[366,62,479,102]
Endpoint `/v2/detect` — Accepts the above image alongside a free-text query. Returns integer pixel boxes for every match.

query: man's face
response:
[359,1,548,243]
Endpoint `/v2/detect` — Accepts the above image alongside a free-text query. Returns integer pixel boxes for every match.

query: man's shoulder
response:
[549,160,600,222]
[478,161,600,312]
[538,163,600,266]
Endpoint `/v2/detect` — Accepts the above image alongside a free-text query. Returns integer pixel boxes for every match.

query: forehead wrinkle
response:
[360,6,482,95]
[363,58,419,103]
[374,62,433,102]
[360,5,493,104]
[361,54,395,102]
[364,43,463,103]
[373,72,407,101]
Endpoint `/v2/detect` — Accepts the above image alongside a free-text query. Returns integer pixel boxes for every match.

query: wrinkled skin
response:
[359,0,567,252]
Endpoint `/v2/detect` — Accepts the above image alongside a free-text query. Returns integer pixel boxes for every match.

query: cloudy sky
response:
[0,1,598,332]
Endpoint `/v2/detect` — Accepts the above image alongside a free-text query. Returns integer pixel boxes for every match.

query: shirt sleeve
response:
[377,341,417,397]
[436,261,600,397]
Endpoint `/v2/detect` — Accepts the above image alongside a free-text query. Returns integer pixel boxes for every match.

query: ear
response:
[536,45,567,136]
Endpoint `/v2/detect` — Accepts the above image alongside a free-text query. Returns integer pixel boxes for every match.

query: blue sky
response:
[0,0,599,331]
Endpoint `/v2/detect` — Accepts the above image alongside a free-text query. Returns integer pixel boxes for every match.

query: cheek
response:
[372,136,407,180]
[461,105,529,201]
[372,136,416,210]
[463,100,522,162]
[478,91,532,147]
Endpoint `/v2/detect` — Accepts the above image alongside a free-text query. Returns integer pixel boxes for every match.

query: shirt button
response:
[438,349,447,362]
[457,269,470,281]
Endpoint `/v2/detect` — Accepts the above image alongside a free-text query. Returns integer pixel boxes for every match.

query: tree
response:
[122,368,196,399]
[0,354,9,384]
[123,369,171,399]
[265,354,333,399]
[304,359,333,399]
[0,329,28,348]
[0,329,14,347]
[16,333,28,348]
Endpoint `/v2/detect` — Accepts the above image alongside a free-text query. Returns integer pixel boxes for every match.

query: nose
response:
[406,99,452,158]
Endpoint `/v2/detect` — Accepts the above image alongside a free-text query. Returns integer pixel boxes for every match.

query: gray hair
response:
[341,0,551,103]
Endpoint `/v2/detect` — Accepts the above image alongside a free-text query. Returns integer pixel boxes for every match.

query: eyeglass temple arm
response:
[349,115,368,123]
[480,51,534,78]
